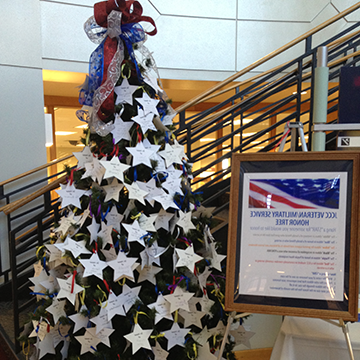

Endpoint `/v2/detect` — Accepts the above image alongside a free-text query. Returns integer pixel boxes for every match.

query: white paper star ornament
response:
[163,286,194,313]
[132,106,157,134]
[114,77,138,105]
[122,220,148,247]
[163,322,190,350]
[46,298,67,324]
[153,193,178,211]
[176,210,196,234]
[197,342,217,360]
[139,213,157,232]
[37,332,56,359]
[158,143,183,168]
[199,295,215,314]
[175,245,203,273]
[137,265,162,285]
[103,178,124,202]
[79,253,107,280]
[111,113,133,143]
[136,92,159,115]
[107,251,138,282]
[208,242,226,272]
[179,309,206,328]
[107,291,126,321]
[57,276,84,305]
[137,178,164,206]
[101,156,130,183]
[152,341,169,360]
[29,320,49,341]
[192,326,211,346]
[73,146,93,169]
[29,269,50,293]
[155,208,174,231]
[126,141,158,168]
[62,237,91,258]
[56,183,87,209]
[87,327,114,347]
[122,284,141,313]
[197,266,212,290]
[90,307,113,334]
[68,308,89,333]
[125,181,149,206]
[124,323,153,354]
[75,328,101,355]
[81,157,105,183]
[105,206,124,231]
[54,212,77,236]
[230,324,255,348]
[148,293,173,324]
[97,221,114,248]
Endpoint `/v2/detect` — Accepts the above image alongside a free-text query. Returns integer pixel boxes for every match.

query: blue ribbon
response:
[30,292,58,298]
[43,257,49,276]
[101,205,111,222]
[120,23,145,79]
[79,41,105,107]
[134,167,138,182]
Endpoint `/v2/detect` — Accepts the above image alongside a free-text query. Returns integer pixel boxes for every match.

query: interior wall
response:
[0,1,47,273]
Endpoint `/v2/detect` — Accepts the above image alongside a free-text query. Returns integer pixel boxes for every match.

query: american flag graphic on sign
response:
[249,178,340,209]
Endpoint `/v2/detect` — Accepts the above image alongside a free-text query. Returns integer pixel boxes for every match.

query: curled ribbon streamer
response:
[211,288,225,310]
[22,341,30,359]
[80,288,86,306]
[118,278,126,286]
[97,285,108,302]
[36,245,45,258]
[187,344,197,360]
[134,311,148,324]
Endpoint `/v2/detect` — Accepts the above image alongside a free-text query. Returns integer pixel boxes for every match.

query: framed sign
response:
[225,152,360,320]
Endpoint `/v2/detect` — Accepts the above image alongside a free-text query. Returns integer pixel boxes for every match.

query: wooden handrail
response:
[0,175,67,215]
[0,154,74,187]
[174,2,360,114]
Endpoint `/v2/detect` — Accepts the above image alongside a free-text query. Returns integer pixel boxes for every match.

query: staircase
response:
[1,3,360,357]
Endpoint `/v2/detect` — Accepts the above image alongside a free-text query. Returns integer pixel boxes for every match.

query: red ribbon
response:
[71,270,77,294]
[93,0,157,121]
[69,168,78,185]
[94,0,157,35]
[136,124,142,142]
[103,279,111,293]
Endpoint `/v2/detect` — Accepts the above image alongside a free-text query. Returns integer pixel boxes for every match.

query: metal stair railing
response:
[174,23,360,204]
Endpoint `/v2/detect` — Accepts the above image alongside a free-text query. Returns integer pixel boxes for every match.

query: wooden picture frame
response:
[225,152,360,320]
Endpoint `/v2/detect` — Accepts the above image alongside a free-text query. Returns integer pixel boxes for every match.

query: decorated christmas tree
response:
[20,1,251,359]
